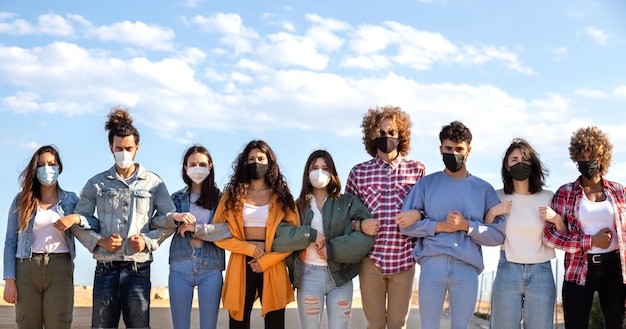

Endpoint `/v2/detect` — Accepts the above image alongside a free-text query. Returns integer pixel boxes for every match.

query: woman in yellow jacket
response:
[213,140,299,329]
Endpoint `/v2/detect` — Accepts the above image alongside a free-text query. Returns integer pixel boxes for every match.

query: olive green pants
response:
[15,253,74,329]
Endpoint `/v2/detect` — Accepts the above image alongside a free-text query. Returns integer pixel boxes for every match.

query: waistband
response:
[588,250,620,265]
[22,253,70,260]
[246,239,266,242]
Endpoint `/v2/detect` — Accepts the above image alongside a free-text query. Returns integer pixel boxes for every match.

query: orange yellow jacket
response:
[213,192,300,321]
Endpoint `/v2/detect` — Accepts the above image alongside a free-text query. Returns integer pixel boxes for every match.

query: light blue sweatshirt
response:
[400,171,506,273]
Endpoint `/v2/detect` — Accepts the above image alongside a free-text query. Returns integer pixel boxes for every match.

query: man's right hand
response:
[98,233,124,252]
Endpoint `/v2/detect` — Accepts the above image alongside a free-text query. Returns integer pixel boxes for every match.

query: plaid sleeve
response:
[542,184,592,253]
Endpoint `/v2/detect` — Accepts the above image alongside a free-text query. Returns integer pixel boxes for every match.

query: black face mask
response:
[577,160,600,179]
[442,153,464,173]
[375,137,399,154]
[508,162,532,181]
[247,163,268,180]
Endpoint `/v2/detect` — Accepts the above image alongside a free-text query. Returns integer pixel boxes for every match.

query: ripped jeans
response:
[296,263,353,329]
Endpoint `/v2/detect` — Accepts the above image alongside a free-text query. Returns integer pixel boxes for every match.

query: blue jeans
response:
[168,248,223,329]
[490,251,555,329]
[296,264,353,329]
[92,261,151,329]
[418,255,478,329]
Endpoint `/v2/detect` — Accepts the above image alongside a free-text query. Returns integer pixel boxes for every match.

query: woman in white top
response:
[3,145,80,329]
[486,138,555,329]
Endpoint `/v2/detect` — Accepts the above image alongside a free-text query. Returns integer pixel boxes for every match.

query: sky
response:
[1,0,625,287]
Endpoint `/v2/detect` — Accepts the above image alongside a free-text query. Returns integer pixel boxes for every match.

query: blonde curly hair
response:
[360,105,412,157]
[568,126,612,176]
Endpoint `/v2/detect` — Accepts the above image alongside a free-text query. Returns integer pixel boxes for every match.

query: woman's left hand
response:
[54,214,79,231]
[248,259,263,273]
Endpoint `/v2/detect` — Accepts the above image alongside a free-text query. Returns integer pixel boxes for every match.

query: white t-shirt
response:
[304,195,327,266]
[31,205,70,254]
[496,189,556,264]
[579,193,618,254]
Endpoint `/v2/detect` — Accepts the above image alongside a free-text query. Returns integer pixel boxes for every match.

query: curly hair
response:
[501,138,548,194]
[568,126,612,176]
[181,145,221,210]
[17,145,63,232]
[223,140,295,214]
[105,105,140,145]
[296,150,341,212]
[360,106,412,157]
[439,121,472,144]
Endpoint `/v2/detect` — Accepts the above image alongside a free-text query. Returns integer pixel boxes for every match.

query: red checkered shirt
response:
[543,177,626,285]
[345,155,426,275]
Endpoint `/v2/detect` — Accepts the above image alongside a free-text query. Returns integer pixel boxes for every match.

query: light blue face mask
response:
[37,166,59,186]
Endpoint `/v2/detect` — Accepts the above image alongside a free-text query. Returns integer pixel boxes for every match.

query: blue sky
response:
[1,0,625,286]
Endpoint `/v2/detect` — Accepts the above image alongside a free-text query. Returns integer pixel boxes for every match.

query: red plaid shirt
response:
[543,177,626,285]
[345,155,425,275]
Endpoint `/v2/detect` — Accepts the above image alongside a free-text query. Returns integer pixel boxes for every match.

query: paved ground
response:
[0,305,492,328]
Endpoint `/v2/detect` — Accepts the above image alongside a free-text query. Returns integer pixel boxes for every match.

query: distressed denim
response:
[92,261,151,329]
[418,255,478,329]
[296,263,353,329]
[168,248,222,329]
[490,250,555,329]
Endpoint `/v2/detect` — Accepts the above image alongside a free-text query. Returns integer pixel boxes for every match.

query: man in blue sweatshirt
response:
[395,120,506,329]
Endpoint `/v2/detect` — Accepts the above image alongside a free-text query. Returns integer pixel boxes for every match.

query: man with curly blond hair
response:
[543,126,626,329]
[345,106,426,329]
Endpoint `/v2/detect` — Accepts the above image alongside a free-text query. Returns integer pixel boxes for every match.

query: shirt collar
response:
[374,154,404,169]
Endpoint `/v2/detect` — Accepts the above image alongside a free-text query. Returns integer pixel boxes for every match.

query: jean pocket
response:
[94,262,108,277]
[536,260,552,272]
[133,190,152,215]
[135,262,151,278]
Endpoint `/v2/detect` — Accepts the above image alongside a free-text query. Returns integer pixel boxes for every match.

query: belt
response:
[30,253,70,258]
[588,250,620,264]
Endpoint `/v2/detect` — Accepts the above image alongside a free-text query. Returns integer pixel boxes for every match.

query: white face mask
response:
[186,166,210,184]
[37,165,59,186]
[309,169,331,189]
[114,151,134,169]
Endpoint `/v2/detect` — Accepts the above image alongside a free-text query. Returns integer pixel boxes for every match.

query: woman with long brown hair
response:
[3,145,80,328]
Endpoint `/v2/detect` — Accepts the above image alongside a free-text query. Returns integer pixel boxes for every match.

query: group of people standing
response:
[3,104,625,329]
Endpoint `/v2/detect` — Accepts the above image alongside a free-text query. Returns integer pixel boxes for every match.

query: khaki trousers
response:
[359,257,415,329]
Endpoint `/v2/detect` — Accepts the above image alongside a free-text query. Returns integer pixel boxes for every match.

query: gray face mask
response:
[577,160,600,179]
[442,153,464,172]
[508,162,532,181]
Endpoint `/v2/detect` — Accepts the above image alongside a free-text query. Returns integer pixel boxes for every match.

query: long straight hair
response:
[181,145,220,210]
[296,150,341,212]
[501,138,548,194]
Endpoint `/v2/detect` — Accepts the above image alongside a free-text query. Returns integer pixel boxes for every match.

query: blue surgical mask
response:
[37,166,59,186]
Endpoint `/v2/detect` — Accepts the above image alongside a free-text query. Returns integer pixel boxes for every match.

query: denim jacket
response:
[72,165,176,263]
[169,188,231,270]
[3,188,80,279]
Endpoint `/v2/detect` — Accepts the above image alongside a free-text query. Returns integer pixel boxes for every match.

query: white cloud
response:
[304,13,350,51]
[545,46,568,60]
[456,45,535,75]
[86,21,175,51]
[38,13,75,36]
[574,88,607,99]
[174,47,206,65]
[613,86,626,98]
[191,13,259,54]
[585,26,607,45]
[257,32,329,70]
[340,55,391,70]
[282,22,296,32]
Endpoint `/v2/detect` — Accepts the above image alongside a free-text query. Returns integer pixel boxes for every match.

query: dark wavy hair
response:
[296,150,341,212]
[181,145,221,210]
[223,140,295,214]
[439,121,472,144]
[501,138,548,194]
[568,126,612,176]
[105,105,140,145]
[360,106,412,157]
[17,145,63,232]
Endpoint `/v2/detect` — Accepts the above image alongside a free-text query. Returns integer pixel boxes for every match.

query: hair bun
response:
[104,106,133,131]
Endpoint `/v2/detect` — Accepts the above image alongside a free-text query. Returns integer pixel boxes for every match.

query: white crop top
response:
[579,193,618,254]
[243,203,269,228]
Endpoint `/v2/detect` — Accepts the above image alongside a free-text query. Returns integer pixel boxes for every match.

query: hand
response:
[177,223,195,237]
[314,233,326,250]
[252,246,265,259]
[361,219,380,236]
[54,214,80,231]
[3,279,17,304]
[394,210,422,228]
[539,206,560,224]
[98,233,123,252]
[490,201,512,217]
[446,211,469,232]
[591,228,613,249]
[248,259,263,273]
[129,234,146,253]
[173,212,196,225]
[317,245,328,260]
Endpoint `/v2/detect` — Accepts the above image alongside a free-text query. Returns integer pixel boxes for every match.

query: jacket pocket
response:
[97,189,119,214]
[133,190,153,215]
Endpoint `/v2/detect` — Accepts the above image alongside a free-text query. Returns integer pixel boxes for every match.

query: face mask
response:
[247,163,268,180]
[375,137,399,154]
[186,166,210,184]
[309,169,331,189]
[508,162,532,181]
[442,153,464,173]
[578,160,600,179]
[36,166,59,186]
[114,151,134,169]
